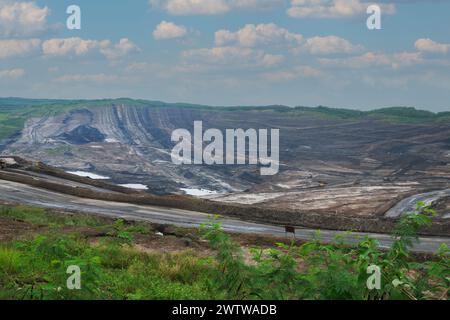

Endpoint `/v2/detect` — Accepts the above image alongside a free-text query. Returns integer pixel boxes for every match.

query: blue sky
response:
[0,0,449,111]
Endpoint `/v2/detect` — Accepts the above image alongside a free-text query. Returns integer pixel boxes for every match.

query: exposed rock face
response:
[3,104,450,217]
[58,125,106,145]
[5,105,249,195]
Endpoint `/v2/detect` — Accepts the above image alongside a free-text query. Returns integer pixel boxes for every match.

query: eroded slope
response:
[3,104,450,218]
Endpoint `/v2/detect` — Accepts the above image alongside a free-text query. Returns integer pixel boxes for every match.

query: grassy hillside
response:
[295,106,450,123]
[1,97,449,142]
[0,203,448,300]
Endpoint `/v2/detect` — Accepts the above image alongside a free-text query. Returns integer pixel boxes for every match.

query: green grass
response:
[294,106,450,123]
[0,247,21,274]
[0,204,448,300]
[0,235,216,300]
[0,205,104,228]
[0,205,218,300]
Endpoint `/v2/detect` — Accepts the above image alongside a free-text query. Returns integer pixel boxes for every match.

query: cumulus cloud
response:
[100,38,140,60]
[149,0,282,15]
[42,37,138,60]
[261,65,324,82]
[215,23,363,55]
[319,52,423,69]
[182,46,284,68]
[415,38,450,55]
[42,37,109,57]
[151,0,229,15]
[215,23,303,47]
[54,73,120,84]
[0,36,138,61]
[0,38,41,59]
[303,36,364,55]
[0,1,50,37]
[287,0,395,19]
[153,21,187,40]
[0,68,25,79]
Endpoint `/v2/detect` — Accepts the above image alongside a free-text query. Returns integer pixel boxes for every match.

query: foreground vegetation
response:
[0,203,448,300]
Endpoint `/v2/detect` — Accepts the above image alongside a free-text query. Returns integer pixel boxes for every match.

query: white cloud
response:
[261,65,324,82]
[215,23,363,55]
[42,37,109,56]
[319,52,423,69]
[42,37,138,60]
[303,36,364,55]
[0,68,25,79]
[415,38,450,55]
[54,73,120,84]
[182,46,284,68]
[153,21,187,40]
[152,0,229,15]
[0,1,50,36]
[0,38,41,59]
[0,37,138,61]
[361,74,409,89]
[259,53,285,67]
[100,38,140,60]
[287,0,395,19]
[215,23,303,47]
[125,62,158,73]
[150,0,282,15]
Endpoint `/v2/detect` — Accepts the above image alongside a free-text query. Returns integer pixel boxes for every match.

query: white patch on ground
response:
[213,185,416,208]
[105,138,119,143]
[181,188,218,196]
[66,171,110,180]
[393,181,420,186]
[0,158,17,165]
[153,160,170,164]
[119,184,149,190]
[277,184,293,189]
[216,192,285,204]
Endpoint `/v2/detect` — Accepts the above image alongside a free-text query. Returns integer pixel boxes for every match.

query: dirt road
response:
[0,179,449,253]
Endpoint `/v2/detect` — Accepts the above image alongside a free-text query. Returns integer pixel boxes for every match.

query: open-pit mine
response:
[0,99,449,244]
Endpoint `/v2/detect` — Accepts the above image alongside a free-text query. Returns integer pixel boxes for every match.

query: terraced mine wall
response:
[0,159,448,236]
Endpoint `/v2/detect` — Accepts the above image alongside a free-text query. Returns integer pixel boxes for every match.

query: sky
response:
[0,0,449,111]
